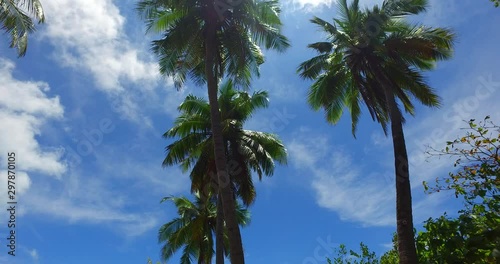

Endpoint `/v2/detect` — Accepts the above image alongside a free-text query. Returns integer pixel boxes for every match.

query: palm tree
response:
[163,80,287,203]
[297,0,454,263]
[163,80,287,263]
[158,192,250,264]
[137,1,289,262]
[0,0,45,56]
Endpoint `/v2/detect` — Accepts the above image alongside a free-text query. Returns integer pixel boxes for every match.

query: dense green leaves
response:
[415,213,500,263]
[420,117,500,263]
[0,0,45,56]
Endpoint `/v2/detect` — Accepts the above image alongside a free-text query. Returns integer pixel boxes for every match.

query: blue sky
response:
[0,0,499,263]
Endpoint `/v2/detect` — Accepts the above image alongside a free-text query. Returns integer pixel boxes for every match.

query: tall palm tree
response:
[163,80,287,263]
[297,0,454,263]
[137,1,289,262]
[0,0,45,56]
[158,192,250,264]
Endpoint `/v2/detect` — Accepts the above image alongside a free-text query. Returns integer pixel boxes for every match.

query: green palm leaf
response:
[0,0,45,56]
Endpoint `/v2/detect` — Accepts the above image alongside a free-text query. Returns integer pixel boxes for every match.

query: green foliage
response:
[379,250,398,264]
[424,116,500,203]
[0,0,45,56]
[327,243,379,264]
[380,234,398,264]
[420,116,500,263]
[416,213,500,263]
[491,0,500,7]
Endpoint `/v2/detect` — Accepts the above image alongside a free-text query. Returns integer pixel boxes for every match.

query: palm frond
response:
[0,0,44,56]
[310,16,337,36]
[382,0,428,17]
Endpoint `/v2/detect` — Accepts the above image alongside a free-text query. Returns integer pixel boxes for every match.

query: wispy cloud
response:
[289,133,395,226]
[288,128,453,226]
[93,145,191,197]
[28,248,39,262]
[24,167,164,238]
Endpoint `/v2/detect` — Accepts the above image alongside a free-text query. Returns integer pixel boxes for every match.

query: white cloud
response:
[281,0,380,12]
[288,132,395,226]
[0,59,65,199]
[40,0,171,122]
[281,0,334,12]
[0,112,66,175]
[41,0,158,90]
[0,59,67,238]
[0,57,186,238]
[0,62,63,117]
[0,58,166,238]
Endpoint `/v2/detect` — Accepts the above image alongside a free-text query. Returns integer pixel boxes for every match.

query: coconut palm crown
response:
[163,79,287,206]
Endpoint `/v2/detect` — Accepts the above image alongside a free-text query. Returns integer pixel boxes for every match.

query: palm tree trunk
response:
[386,91,418,264]
[204,2,245,263]
[215,193,225,264]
